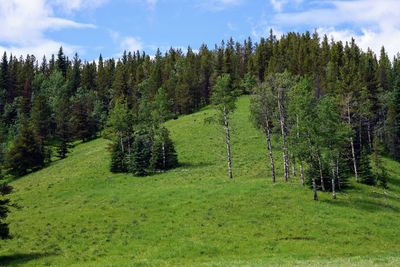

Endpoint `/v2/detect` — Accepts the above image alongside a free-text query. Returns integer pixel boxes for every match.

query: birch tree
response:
[317,96,351,199]
[268,72,295,182]
[288,78,316,187]
[210,74,238,179]
[250,82,276,182]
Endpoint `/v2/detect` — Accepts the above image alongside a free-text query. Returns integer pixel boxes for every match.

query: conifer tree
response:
[129,132,152,176]
[0,182,12,239]
[359,147,375,185]
[150,127,178,171]
[110,141,128,173]
[372,135,388,188]
[5,121,45,176]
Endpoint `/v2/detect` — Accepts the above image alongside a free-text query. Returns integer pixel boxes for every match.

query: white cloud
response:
[0,0,98,58]
[272,0,400,57]
[109,31,144,56]
[200,0,243,11]
[53,0,108,13]
[270,0,303,12]
[120,37,144,52]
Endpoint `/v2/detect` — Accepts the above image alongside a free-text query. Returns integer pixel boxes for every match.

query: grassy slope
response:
[1,96,400,266]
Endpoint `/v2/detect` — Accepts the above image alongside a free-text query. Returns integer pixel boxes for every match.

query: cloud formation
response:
[272,0,400,56]
[200,0,243,11]
[0,0,98,58]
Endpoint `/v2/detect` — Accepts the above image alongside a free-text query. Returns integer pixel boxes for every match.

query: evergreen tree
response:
[5,122,45,176]
[372,136,388,188]
[56,47,68,78]
[150,127,178,171]
[129,132,152,176]
[359,147,375,185]
[110,140,128,173]
[0,182,12,239]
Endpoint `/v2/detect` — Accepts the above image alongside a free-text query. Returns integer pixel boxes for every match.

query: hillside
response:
[1,96,400,266]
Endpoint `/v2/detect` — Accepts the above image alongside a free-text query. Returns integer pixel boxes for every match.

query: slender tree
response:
[250,82,276,182]
[210,74,238,179]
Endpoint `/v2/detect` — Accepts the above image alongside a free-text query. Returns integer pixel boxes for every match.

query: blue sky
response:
[0,0,399,60]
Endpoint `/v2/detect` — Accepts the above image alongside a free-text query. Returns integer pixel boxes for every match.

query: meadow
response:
[1,96,400,266]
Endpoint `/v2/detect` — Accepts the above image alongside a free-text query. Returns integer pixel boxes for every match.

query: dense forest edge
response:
[1,30,400,242]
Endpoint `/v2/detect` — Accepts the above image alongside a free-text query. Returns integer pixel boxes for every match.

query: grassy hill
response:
[1,96,400,266]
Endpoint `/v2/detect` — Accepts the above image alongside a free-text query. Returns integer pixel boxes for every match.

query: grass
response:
[1,96,400,266]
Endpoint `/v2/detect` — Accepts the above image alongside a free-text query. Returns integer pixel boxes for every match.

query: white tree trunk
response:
[317,152,325,192]
[312,178,318,201]
[300,163,305,186]
[223,107,233,179]
[331,160,337,199]
[336,157,341,191]
[162,141,166,170]
[347,103,358,181]
[120,135,124,153]
[278,92,289,182]
[265,124,276,183]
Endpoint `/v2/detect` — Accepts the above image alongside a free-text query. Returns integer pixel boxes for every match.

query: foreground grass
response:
[1,96,400,266]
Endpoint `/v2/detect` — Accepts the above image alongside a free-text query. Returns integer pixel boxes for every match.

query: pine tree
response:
[5,122,45,176]
[129,132,152,176]
[110,140,128,173]
[0,182,12,239]
[56,47,68,78]
[372,136,388,188]
[359,147,375,185]
[150,127,178,171]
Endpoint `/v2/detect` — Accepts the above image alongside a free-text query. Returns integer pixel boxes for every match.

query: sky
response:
[1,0,400,61]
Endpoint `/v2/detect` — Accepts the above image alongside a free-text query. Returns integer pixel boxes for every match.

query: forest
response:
[0,31,400,240]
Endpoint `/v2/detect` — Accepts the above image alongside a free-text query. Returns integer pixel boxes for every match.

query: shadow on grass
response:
[322,197,400,213]
[386,175,400,189]
[0,252,52,265]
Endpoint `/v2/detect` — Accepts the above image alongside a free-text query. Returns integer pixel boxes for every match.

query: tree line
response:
[0,31,399,235]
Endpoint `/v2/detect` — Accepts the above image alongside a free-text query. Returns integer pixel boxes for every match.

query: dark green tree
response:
[150,127,178,171]
[359,147,375,185]
[5,122,45,176]
[129,132,152,176]
[0,183,12,239]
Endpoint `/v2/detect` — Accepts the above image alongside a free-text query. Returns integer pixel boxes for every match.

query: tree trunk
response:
[312,178,318,200]
[300,163,305,186]
[278,93,289,182]
[223,107,233,179]
[336,157,341,191]
[120,135,124,153]
[317,152,325,192]
[347,103,358,181]
[162,141,166,170]
[331,160,337,199]
[265,124,276,183]
[367,120,372,150]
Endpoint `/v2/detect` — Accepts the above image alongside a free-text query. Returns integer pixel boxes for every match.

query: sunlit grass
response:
[1,96,399,266]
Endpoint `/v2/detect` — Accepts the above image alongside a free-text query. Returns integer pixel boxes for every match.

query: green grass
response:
[1,96,400,266]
